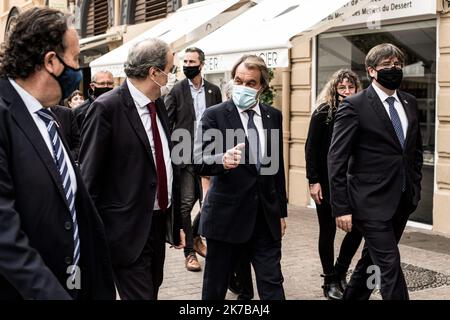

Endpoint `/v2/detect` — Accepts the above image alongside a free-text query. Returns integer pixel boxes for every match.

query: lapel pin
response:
[208,89,212,94]
[267,114,271,119]
[404,100,408,104]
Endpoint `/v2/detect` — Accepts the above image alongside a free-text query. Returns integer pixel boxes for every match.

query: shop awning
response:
[89,0,253,77]
[192,0,372,73]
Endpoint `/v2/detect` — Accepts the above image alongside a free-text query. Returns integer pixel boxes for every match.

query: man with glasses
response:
[166,47,222,272]
[328,43,423,300]
[79,38,185,300]
[73,70,114,133]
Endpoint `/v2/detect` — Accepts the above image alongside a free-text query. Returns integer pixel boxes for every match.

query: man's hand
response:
[222,143,245,169]
[309,183,322,205]
[336,214,352,233]
[172,230,186,249]
[280,218,287,238]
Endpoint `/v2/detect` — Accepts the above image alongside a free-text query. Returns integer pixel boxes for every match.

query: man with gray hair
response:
[73,70,114,133]
[79,38,185,300]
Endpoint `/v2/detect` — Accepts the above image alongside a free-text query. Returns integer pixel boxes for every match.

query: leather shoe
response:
[193,236,207,258]
[185,253,201,272]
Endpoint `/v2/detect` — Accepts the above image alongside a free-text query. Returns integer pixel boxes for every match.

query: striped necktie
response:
[245,109,261,172]
[36,108,80,281]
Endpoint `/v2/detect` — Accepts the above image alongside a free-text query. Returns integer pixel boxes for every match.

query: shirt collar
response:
[371,82,400,104]
[238,103,261,117]
[188,78,204,90]
[127,78,151,108]
[8,78,44,114]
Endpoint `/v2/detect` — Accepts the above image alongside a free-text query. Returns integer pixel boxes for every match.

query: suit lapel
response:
[182,79,195,119]
[119,81,155,163]
[259,103,272,160]
[204,81,214,108]
[397,90,414,148]
[367,85,403,152]
[2,80,70,207]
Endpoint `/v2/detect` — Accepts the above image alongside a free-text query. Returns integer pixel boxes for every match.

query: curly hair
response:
[0,7,71,79]
[316,69,361,116]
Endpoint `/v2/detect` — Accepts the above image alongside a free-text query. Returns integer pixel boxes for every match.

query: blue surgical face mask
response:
[232,85,260,109]
[51,54,83,100]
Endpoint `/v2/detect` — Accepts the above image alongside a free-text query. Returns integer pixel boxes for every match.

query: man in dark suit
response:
[194,55,287,300]
[166,47,222,272]
[328,43,423,300]
[0,7,115,300]
[79,38,185,300]
[51,105,80,162]
[73,70,114,134]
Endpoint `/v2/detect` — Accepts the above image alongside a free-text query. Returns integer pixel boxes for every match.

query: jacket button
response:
[65,256,72,265]
[64,221,72,230]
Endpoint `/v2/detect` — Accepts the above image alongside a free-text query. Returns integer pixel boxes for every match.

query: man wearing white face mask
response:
[166,47,222,272]
[193,55,288,300]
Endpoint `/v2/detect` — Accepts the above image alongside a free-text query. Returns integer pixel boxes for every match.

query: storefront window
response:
[317,20,436,224]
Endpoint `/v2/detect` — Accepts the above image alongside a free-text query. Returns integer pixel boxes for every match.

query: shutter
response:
[134,0,167,24]
[85,0,109,37]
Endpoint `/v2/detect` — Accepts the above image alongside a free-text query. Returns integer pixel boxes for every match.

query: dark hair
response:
[67,90,83,102]
[0,7,71,79]
[365,43,405,78]
[231,55,270,92]
[185,47,205,63]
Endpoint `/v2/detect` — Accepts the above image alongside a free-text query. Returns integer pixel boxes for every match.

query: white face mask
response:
[232,85,260,109]
[160,73,177,96]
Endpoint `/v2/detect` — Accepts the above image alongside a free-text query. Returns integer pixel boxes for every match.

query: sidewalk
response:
[159,204,450,300]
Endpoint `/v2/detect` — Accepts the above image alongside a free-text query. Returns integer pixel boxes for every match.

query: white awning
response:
[89,0,251,77]
[192,0,372,73]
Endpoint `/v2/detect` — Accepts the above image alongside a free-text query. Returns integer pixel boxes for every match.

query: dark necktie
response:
[386,96,405,149]
[386,96,406,191]
[147,102,168,211]
[36,108,80,280]
[245,109,261,172]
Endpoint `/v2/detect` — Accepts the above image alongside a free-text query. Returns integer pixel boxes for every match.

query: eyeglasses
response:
[337,85,356,91]
[93,81,114,87]
[376,61,403,69]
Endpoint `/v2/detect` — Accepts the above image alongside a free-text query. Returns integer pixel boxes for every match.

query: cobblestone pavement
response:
[159,204,450,300]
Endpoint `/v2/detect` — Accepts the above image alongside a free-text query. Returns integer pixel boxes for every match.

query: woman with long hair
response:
[305,69,363,300]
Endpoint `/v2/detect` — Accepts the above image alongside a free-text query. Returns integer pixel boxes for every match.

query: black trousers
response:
[180,165,201,257]
[344,194,410,300]
[112,210,167,300]
[229,250,254,300]
[316,200,363,275]
[202,211,284,300]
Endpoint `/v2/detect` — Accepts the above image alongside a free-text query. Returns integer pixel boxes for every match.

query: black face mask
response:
[183,65,201,79]
[375,67,403,90]
[93,86,113,98]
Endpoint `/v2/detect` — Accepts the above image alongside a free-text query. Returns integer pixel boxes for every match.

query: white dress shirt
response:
[236,103,266,158]
[9,78,77,194]
[188,78,206,121]
[371,83,408,137]
[127,79,173,210]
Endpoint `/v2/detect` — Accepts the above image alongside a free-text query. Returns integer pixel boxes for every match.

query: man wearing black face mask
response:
[166,47,222,272]
[73,70,114,134]
[328,43,423,300]
[0,7,115,300]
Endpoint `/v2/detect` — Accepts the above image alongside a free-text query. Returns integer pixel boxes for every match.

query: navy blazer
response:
[194,100,288,243]
[0,78,115,299]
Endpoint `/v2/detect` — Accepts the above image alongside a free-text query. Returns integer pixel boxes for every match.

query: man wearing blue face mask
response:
[194,55,288,300]
[0,7,115,300]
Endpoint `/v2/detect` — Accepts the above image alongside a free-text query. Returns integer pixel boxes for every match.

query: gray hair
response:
[224,80,234,99]
[124,38,169,79]
[231,55,270,92]
[91,70,113,82]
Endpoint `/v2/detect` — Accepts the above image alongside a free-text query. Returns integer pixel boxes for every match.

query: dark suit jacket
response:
[328,84,423,221]
[165,78,222,156]
[72,95,94,133]
[0,78,115,300]
[79,81,182,267]
[194,100,288,243]
[51,105,80,162]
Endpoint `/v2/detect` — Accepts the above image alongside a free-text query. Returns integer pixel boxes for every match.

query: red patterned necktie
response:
[147,102,168,211]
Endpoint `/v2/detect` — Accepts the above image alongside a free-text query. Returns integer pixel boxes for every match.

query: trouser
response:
[112,210,166,300]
